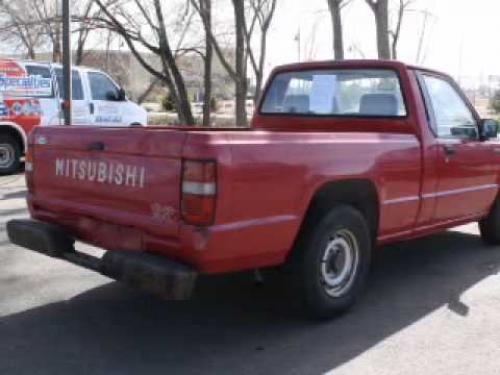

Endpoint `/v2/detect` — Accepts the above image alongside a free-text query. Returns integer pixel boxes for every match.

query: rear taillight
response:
[25,145,34,192]
[181,160,217,226]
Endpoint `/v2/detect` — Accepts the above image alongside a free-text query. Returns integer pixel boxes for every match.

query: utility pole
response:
[62,0,72,125]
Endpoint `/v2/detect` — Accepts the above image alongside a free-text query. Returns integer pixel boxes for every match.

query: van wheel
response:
[479,198,500,245]
[291,205,372,319]
[0,134,21,175]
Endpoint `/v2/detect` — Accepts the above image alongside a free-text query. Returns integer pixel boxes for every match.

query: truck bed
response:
[27,125,421,273]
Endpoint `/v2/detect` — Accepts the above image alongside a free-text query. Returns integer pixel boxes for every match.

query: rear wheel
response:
[0,134,21,175]
[479,198,500,245]
[291,205,372,319]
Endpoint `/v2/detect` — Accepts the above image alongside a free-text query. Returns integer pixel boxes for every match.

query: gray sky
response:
[5,0,498,87]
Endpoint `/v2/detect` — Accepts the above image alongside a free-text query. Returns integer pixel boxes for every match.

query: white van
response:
[0,59,148,174]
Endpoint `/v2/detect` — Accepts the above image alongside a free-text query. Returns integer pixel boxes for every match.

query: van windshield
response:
[260,69,407,118]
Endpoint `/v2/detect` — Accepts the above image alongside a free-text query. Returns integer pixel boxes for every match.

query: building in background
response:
[0,50,235,105]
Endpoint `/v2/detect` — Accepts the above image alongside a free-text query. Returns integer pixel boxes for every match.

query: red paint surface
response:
[27,60,500,274]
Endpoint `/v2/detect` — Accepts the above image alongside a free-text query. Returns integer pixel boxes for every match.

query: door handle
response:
[443,144,456,156]
[89,102,95,115]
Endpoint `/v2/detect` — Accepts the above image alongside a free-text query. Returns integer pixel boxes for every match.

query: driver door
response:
[87,71,126,126]
[419,73,498,222]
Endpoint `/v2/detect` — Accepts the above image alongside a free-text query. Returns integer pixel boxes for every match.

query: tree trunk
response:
[391,37,398,60]
[75,42,84,65]
[137,78,160,104]
[375,0,390,59]
[366,0,391,59]
[76,27,91,65]
[53,23,62,63]
[327,0,344,60]
[391,0,408,60]
[27,46,36,60]
[153,0,194,125]
[202,0,212,127]
[254,30,266,102]
[232,0,248,127]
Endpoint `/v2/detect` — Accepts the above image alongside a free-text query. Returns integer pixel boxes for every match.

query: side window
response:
[55,68,84,100]
[25,65,51,79]
[25,65,54,98]
[421,75,477,138]
[88,72,119,101]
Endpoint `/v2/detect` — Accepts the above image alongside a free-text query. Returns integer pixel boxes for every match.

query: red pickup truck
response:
[7,60,500,318]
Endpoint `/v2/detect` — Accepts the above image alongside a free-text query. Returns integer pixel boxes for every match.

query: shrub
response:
[161,93,176,112]
[210,97,218,112]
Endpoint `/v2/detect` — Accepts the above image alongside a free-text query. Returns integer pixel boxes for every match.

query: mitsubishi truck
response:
[7,60,500,319]
[0,58,148,174]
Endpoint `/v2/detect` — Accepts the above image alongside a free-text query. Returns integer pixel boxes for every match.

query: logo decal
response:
[0,60,44,132]
[151,203,178,223]
[0,60,52,97]
[55,158,146,188]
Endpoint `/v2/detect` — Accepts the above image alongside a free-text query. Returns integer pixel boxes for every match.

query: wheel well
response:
[0,126,25,155]
[302,179,380,242]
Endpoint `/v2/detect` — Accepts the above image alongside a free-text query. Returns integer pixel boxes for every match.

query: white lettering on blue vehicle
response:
[0,75,52,97]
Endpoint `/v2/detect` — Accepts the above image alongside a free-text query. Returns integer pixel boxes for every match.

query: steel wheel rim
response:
[320,229,360,298]
[0,143,15,169]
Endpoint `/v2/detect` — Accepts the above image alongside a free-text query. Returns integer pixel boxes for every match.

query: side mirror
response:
[106,88,126,101]
[450,126,478,139]
[480,119,499,140]
[117,88,127,101]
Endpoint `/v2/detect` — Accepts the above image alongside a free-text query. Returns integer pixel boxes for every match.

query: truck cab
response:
[0,59,148,174]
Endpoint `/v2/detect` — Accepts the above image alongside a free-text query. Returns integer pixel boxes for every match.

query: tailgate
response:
[30,126,186,240]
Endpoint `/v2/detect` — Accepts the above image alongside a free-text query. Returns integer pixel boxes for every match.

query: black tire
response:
[479,198,500,245]
[291,205,372,319]
[0,134,21,175]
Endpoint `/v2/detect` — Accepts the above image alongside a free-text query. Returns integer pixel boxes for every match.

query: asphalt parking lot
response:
[2,174,500,375]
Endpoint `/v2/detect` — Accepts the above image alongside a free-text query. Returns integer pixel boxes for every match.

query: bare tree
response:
[415,8,434,64]
[0,0,47,59]
[365,0,391,59]
[201,0,213,127]
[245,0,277,102]
[92,0,195,125]
[31,0,62,62]
[0,0,97,63]
[74,0,99,65]
[137,78,161,104]
[390,0,413,59]
[233,0,247,126]
[191,0,213,126]
[326,0,351,60]
[192,0,249,126]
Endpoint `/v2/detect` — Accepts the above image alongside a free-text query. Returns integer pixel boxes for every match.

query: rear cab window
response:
[260,69,407,118]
